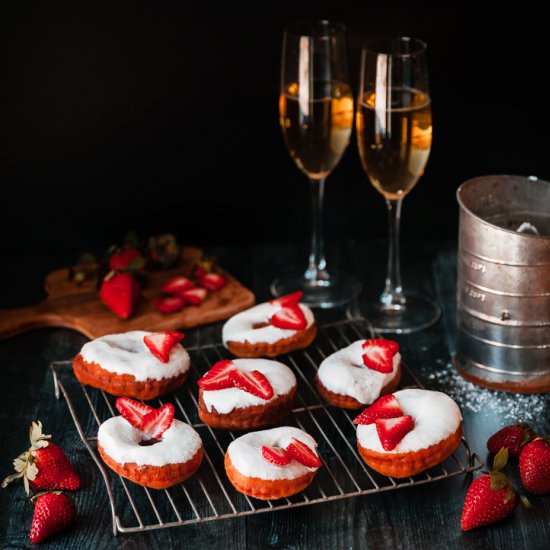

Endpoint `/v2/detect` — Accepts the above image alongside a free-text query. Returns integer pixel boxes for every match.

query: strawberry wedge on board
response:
[154,295,186,313]
[198,272,226,291]
[181,287,208,305]
[162,276,195,294]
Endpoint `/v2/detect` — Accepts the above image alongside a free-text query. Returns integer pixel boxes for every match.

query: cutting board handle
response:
[0,302,71,339]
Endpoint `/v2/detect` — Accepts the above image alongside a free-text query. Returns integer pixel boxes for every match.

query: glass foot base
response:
[358,292,441,334]
[271,271,362,309]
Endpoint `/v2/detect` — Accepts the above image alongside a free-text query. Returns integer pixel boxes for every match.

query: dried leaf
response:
[520,495,533,508]
[505,483,516,503]
[492,447,509,472]
[1,472,23,488]
[490,472,508,491]
[26,462,38,482]
[13,456,27,473]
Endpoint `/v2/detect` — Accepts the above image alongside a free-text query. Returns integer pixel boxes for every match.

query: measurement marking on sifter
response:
[51,319,483,536]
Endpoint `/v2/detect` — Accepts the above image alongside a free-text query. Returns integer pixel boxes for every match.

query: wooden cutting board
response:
[0,246,256,340]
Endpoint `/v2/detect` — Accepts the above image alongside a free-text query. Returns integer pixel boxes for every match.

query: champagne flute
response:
[270,20,362,308]
[356,37,441,332]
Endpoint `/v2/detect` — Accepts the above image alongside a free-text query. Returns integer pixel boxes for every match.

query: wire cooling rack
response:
[50,319,482,536]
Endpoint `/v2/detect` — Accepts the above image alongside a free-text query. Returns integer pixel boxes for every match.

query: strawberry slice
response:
[270,291,303,307]
[362,339,395,373]
[143,331,184,363]
[375,415,415,451]
[228,369,274,400]
[181,287,208,305]
[353,394,403,425]
[362,338,399,356]
[154,295,186,313]
[262,445,291,466]
[198,273,226,291]
[270,304,307,330]
[285,437,322,468]
[162,276,195,294]
[99,272,141,319]
[197,359,236,390]
[140,403,175,439]
[116,397,155,429]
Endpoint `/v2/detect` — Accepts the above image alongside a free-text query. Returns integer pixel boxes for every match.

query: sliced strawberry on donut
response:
[154,295,186,313]
[197,360,236,390]
[270,304,307,330]
[162,276,195,294]
[198,272,226,291]
[270,291,303,307]
[375,415,415,451]
[262,445,291,466]
[362,339,395,373]
[181,287,208,305]
[141,403,175,439]
[363,338,399,356]
[116,397,155,429]
[353,394,403,425]
[285,438,322,468]
[143,331,185,363]
[228,369,274,400]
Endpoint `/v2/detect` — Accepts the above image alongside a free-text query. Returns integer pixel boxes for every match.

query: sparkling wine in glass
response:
[356,37,441,332]
[271,20,362,308]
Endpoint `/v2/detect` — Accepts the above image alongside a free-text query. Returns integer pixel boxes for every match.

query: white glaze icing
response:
[227,426,320,480]
[222,301,314,346]
[98,416,202,467]
[80,331,190,382]
[356,389,462,454]
[317,340,400,405]
[201,359,296,414]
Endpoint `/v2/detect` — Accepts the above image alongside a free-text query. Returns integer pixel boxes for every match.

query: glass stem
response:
[304,178,329,284]
[380,197,406,310]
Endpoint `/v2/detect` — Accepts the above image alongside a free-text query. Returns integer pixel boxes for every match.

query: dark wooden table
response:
[1,240,549,549]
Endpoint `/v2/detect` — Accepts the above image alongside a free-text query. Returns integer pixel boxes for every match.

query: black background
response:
[1,1,549,254]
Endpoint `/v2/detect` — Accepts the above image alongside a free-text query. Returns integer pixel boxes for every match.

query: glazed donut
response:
[198,359,297,430]
[356,389,463,478]
[73,331,190,399]
[98,415,203,489]
[316,339,401,409]
[222,293,316,358]
[225,427,321,500]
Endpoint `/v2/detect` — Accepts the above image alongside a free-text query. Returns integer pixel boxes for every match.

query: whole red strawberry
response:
[30,492,76,543]
[487,423,533,457]
[2,421,80,495]
[99,271,141,319]
[461,448,517,531]
[109,247,145,272]
[519,438,550,495]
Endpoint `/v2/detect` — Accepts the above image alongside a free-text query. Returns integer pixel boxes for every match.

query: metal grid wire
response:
[50,319,483,536]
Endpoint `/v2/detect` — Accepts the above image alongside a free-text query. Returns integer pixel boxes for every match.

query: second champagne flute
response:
[270,20,362,308]
[356,36,441,332]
